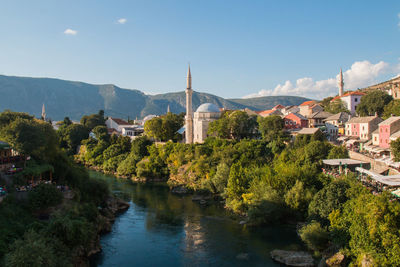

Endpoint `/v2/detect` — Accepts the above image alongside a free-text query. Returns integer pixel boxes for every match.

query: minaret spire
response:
[185,65,194,144]
[338,68,344,96]
[167,104,170,113]
[187,64,192,89]
[41,103,46,121]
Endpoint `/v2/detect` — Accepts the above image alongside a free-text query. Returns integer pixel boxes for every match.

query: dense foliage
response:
[356,90,393,116]
[0,111,109,265]
[144,112,184,142]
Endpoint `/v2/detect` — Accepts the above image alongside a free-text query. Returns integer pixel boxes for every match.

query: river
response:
[89,171,304,267]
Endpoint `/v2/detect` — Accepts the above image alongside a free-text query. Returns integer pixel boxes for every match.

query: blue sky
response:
[0,0,399,99]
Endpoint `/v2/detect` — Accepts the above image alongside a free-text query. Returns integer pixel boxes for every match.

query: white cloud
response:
[398,13,400,28]
[64,28,77,35]
[117,18,127,24]
[244,60,390,99]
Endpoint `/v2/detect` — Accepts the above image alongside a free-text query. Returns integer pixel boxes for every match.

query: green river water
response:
[89,171,304,267]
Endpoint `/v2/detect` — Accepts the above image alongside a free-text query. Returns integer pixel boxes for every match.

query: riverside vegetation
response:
[77,109,400,266]
[0,110,117,266]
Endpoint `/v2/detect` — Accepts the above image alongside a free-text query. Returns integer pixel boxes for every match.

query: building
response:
[105,117,144,139]
[284,105,300,115]
[184,66,221,144]
[331,91,365,115]
[345,116,383,140]
[308,111,333,128]
[0,141,20,171]
[324,112,350,138]
[284,113,308,129]
[299,101,323,117]
[363,76,400,99]
[297,127,321,135]
[257,109,283,117]
[377,116,400,148]
[193,103,221,143]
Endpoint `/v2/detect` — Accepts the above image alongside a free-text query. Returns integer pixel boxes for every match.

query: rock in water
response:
[236,253,249,260]
[270,250,315,267]
[325,252,345,266]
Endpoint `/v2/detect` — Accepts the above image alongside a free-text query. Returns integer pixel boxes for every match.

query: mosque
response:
[185,66,221,144]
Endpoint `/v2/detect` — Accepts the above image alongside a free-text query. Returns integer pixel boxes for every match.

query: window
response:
[386,128,388,133]
[355,98,358,102]
[362,126,365,130]
[374,137,377,141]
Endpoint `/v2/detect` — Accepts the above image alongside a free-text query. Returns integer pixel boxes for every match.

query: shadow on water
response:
[89,171,304,267]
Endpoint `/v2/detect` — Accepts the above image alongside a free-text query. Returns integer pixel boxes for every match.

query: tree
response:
[144,113,184,141]
[5,230,70,267]
[391,138,400,161]
[257,115,287,142]
[383,99,400,119]
[208,110,257,140]
[92,125,109,142]
[308,180,349,220]
[325,99,349,114]
[356,90,392,116]
[328,145,349,159]
[0,110,33,130]
[284,180,314,215]
[58,124,89,154]
[299,221,329,252]
[28,184,63,210]
[319,96,334,109]
[80,110,106,130]
[131,136,152,159]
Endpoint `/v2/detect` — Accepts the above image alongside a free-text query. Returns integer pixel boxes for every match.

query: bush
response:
[28,184,63,210]
[299,221,329,252]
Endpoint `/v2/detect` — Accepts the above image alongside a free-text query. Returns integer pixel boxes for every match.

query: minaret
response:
[185,65,194,144]
[167,105,171,113]
[338,68,344,96]
[41,103,46,121]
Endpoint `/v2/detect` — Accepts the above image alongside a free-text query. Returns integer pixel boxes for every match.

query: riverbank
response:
[84,196,130,261]
[89,170,305,267]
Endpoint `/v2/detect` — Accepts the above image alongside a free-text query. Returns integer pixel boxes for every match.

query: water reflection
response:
[89,171,303,267]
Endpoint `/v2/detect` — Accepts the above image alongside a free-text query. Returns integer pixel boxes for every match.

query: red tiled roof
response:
[259,110,274,116]
[272,104,285,110]
[300,100,316,106]
[330,91,366,102]
[110,117,130,125]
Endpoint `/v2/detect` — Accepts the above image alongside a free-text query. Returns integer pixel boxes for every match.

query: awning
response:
[346,139,359,145]
[356,167,400,186]
[337,136,348,141]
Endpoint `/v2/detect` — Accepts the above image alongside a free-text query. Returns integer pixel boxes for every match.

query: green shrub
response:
[28,184,63,210]
[299,221,329,252]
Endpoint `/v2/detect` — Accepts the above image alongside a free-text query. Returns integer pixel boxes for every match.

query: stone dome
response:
[195,103,220,113]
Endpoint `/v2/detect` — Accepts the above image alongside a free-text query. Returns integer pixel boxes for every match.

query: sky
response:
[0,0,399,99]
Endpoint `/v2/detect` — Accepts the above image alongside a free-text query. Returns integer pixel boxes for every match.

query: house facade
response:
[345,116,383,140]
[284,113,308,129]
[331,91,365,115]
[377,117,400,148]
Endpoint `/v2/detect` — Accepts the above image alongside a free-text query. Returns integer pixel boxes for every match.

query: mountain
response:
[0,74,311,121]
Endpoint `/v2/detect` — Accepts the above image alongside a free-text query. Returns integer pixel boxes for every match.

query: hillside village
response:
[1,68,400,266]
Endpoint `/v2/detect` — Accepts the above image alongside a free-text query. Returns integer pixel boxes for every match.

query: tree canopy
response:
[144,112,184,142]
[356,90,392,116]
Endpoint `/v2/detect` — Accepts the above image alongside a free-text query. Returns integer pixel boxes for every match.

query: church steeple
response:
[338,68,344,96]
[185,65,194,144]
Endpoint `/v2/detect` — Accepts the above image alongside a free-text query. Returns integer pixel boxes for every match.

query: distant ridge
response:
[0,74,311,120]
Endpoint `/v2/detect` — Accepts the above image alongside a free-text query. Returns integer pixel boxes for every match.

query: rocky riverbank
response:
[77,196,130,266]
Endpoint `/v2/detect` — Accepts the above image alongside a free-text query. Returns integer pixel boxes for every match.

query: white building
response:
[193,103,221,143]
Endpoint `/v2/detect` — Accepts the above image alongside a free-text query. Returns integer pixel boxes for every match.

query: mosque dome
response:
[143,115,157,121]
[195,103,220,113]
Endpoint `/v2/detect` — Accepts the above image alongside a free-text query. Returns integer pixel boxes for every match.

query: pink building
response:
[345,116,383,140]
[377,116,400,148]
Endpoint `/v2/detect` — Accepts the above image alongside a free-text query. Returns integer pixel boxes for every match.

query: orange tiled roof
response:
[299,100,316,106]
[272,104,285,110]
[258,110,274,116]
[330,91,366,102]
